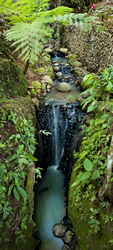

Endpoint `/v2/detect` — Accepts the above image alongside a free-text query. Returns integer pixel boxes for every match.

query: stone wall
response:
[61,22,113,73]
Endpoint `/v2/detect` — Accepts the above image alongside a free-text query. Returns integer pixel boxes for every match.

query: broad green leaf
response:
[6,206,12,211]
[107,117,113,125]
[91,170,100,180]
[17,185,28,200]
[13,187,20,201]
[3,210,9,220]
[24,155,38,161]
[106,81,112,92]
[102,114,109,120]
[102,123,108,129]
[87,103,96,113]
[80,172,91,181]
[84,158,93,171]
[19,144,24,154]
[8,154,17,162]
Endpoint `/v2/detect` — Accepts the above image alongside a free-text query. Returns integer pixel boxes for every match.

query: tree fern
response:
[5,17,53,64]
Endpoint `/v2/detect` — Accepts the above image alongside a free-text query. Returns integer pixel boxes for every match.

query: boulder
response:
[61,245,70,250]
[44,48,53,53]
[54,66,60,72]
[59,48,68,53]
[63,230,73,244]
[72,61,82,67]
[56,72,63,79]
[43,75,53,85]
[53,223,67,238]
[58,82,71,92]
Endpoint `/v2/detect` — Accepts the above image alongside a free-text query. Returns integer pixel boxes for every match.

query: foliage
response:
[0,0,73,72]
[72,65,113,235]
[53,12,107,33]
[0,102,41,246]
[0,0,108,73]
[81,65,113,112]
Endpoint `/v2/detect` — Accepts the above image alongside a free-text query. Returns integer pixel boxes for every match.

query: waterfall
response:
[52,105,68,166]
[53,105,58,166]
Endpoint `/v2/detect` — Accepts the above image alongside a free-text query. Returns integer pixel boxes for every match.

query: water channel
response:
[33,55,83,249]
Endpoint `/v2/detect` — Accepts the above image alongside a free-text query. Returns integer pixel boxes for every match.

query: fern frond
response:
[5,18,53,63]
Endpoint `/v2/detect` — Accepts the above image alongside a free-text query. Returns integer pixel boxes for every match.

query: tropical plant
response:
[0,106,40,244]
[72,65,113,235]
[0,0,73,73]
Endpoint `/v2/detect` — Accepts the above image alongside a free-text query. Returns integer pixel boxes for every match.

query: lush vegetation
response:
[0,99,39,247]
[0,0,113,248]
[72,66,113,237]
[0,0,110,73]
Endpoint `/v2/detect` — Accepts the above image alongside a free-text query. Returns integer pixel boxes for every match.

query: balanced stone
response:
[53,223,67,238]
[54,67,60,72]
[58,82,71,92]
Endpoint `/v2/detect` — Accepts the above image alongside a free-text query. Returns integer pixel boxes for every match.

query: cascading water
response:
[33,105,67,250]
[33,55,86,249]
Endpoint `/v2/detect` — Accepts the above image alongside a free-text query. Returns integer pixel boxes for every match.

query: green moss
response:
[68,54,78,64]
[47,65,54,78]
[32,81,41,89]
[0,59,27,98]
[38,67,45,75]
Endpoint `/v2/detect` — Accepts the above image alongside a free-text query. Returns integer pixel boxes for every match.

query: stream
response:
[33,54,84,250]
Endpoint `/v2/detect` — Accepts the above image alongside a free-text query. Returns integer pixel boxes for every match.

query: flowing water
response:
[33,105,67,249]
[33,56,80,249]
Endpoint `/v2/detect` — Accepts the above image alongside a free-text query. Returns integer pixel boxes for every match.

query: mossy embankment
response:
[0,33,37,249]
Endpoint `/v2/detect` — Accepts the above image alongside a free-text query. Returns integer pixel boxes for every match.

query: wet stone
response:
[53,223,67,238]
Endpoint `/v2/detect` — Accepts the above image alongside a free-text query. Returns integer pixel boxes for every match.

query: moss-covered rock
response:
[43,75,53,85]
[0,59,27,98]
[32,81,41,89]
[38,67,45,75]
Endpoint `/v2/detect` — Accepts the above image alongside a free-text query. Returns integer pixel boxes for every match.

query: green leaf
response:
[8,184,14,196]
[6,206,12,211]
[14,177,18,185]
[102,123,108,129]
[80,172,91,181]
[18,158,29,165]
[21,222,27,230]
[84,158,93,171]
[109,239,113,244]
[91,170,100,180]
[13,187,20,201]
[106,81,112,92]
[102,114,109,120]
[8,154,17,162]
[24,155,38,161]
[87,103,96,113]
[3,211,9,220]
[17,185,28,200]
[19,144,24,154]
